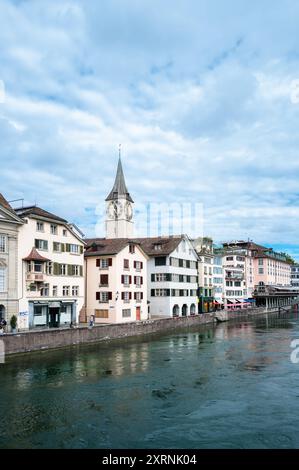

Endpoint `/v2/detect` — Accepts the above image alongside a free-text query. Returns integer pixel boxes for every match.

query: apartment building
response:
[213,249,224,307]
[84,238,148,323]
[192,237,214,313]
[15,206,85,329]
[291,264,299,288]
[138,235,198,317]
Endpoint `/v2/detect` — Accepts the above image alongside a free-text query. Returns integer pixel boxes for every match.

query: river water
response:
[1,312,299,449]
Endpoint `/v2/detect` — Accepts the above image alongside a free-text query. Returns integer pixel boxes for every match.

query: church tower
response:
[105,153,134,239]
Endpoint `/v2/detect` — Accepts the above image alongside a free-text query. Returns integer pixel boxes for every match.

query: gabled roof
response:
[0,193,24,224]
[105,157,134,203]
[85,238,146,257]
[0,193,13,211]
[85,235,188,258]
[15,205,68,223]
[133,236,184,257]
[23,247,50,262]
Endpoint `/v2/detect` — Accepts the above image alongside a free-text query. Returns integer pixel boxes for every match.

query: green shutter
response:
[61,243,65,252]
[80,246,83,254]
[80,266,83,277]
[53,263,60,275]
[67,265,73,276]
[66,244,70,252]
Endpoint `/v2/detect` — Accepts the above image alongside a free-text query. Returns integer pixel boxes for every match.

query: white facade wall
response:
[147,239,198,317]
[85,244,148,324]
[17,217,84,329]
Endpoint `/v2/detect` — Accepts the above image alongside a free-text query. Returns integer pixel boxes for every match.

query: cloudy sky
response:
[1,0,299,258]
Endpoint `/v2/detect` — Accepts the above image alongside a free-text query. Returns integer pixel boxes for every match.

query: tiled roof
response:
[0,193,14,212]
[85,235,183,257]
[15,206,67,223]
[85,238,134,256]
[23,247,50,262]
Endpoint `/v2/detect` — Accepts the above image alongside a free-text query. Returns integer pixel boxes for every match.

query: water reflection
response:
[1,311,299,449]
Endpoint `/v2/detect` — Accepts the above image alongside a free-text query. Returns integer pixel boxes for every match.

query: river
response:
[1,311,299,449]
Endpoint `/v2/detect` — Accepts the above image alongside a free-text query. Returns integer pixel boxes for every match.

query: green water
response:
[1,312,299,449]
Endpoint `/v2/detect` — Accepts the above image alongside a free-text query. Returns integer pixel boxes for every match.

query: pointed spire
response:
[106,147,134,202]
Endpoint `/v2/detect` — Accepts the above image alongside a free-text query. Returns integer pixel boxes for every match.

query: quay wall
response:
[1,307,292,356]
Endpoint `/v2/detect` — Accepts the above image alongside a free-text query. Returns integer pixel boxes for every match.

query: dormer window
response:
[129,244,135,254]
[51,224,58,235]
[154,244,162,251]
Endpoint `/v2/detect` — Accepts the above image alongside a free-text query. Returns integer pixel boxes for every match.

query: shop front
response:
[29,300,77,329]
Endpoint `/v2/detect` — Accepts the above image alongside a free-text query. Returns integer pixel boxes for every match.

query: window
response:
[68,244,80,254]
[135,276,142,287]
[122,275,131,286]
[98,292,109,302]
[134,261,142,270]
[226,256,233,261]
[60,264,67,276]
[0,267,6,292]
[259,268,264,274]
[154,244,162,251]
[52,286,58,296]
[155,257,166,266]
[34,306,43,316]
[258,259,264,266]
[35,239,48,251]
[73,265,80,276]
[96,258,111,269]
[33,261,43,273]
[47,262,53,275]
[124,259,129,269]
[72,286,79,296]
[50,224,58,235]
[63,229,67,237]
[53,242,64,252]
[122,309,131,318]
[129,244,135,254]
[63,286,70,296]
[135,292,143,302]
[123,291,131,302]
[100,274,109,286]
[41,284,49,297]
[36,222,44,232]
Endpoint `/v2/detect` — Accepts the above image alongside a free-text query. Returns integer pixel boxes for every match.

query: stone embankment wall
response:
[1,307,290,355]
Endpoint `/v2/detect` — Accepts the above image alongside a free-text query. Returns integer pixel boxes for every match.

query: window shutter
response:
[141,262,143,269]
[121,292,124,300]
[129,276,132,284]
[108,258,112,266]
[80,246,83,254]
[66,244,70,252]
[151,274,155,282]
[151,289,155,297]
[96,292,100,300]
[141,292,143,300]
[134,292,136,300]
[67,265,73,276]
[61,243,65,252]
[96,259,100,267]
[134,276,137,284]
[129,292,132,300]
[80,266,83,277]
[141,277,143,285]
[134,261,136,268]
[121,275,124,284]
[108,292,112,301]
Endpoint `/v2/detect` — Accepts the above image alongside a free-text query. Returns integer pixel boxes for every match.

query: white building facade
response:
[15,206,85,329]
[139,236,198,318]
[84,239,148,323]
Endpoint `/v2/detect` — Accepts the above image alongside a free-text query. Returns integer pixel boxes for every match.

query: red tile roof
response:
[23,247,50,262]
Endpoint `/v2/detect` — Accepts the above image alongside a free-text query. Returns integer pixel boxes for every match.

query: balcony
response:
[26,272,46,282]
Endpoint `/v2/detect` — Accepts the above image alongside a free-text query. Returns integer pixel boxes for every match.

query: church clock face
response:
[107,201,122,219]
[125,202,133,220]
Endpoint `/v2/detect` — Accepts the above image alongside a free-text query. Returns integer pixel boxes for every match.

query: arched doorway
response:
[172,305,179,317]
[182,304,188,317]
[0,305,5,321]
[190,304,196,315]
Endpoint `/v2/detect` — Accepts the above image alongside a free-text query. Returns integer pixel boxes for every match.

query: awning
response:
[244,298,255,303]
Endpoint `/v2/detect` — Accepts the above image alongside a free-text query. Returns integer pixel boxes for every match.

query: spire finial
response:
[119,143,122,159]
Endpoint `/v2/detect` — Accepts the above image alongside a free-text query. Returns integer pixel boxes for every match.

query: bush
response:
[10,315,17,330]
